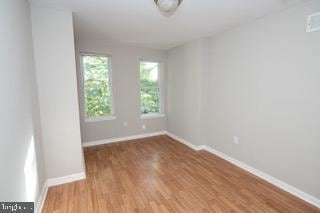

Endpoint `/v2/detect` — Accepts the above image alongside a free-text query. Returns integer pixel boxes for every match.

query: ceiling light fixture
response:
[154,0,183,13]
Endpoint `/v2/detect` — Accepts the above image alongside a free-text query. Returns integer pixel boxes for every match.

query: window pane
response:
[140,62,160,114]
[82,55,112,118]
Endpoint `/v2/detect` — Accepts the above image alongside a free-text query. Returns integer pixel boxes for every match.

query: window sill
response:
[85,116,116,123]
[141,113,165,119]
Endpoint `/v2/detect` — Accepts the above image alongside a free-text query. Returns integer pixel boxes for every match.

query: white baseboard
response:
[35,181,48,213]
[166,132,320,208]
[166,132,203,151]
[202,145,320,208]
[82,131,167,147]
[35,172,86,212]
[47,172,86,187]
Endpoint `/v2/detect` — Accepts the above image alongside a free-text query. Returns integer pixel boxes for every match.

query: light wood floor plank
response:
[43,135,320,212]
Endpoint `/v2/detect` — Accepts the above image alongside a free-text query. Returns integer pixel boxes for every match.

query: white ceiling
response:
[29,0,306,50]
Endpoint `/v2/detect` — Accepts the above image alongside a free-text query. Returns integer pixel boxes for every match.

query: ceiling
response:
[29,0,306,50]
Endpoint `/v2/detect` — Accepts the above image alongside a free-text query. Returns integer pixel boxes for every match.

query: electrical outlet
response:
[233,136,239,145]
[124,121,128,127]
[142,124,146,130]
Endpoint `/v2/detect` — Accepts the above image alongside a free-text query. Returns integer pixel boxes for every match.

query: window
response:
[140,61,162,116]
[80,53,114,121]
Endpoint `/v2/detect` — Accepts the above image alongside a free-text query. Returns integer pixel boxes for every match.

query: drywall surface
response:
[207,0,320,198]
[0,0,46,203]
[31,7,85,178]
[167,0,320,200]
[75,37,167,142]
[167,39,208,146]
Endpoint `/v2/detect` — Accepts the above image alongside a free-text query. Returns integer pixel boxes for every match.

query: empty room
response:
[1,0,320,212]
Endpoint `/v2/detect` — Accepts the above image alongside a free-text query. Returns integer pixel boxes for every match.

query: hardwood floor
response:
[43,135,319,212]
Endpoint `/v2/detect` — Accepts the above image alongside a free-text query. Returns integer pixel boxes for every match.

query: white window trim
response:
[85,115,116,123]
[80,52,116,122]
[139,60,165,119]
[141,113,165,119]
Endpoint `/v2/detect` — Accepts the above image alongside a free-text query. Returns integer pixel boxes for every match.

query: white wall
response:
[75,37,167,142]
[167,0,320,200]
[208,0,320,199]
[0,0,46,205]
[167,39,208,146]
[31,7,85,178]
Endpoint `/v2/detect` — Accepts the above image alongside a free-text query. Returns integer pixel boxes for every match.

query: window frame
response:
[79,52,116,122]
[139,60,165,119]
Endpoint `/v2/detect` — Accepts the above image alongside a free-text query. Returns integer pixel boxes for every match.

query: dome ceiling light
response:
[154,0,183,13]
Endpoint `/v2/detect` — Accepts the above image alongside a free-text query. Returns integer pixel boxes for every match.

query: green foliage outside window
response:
[82,57,160,117]
[140,62,160,114]
[83,55,112,118]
